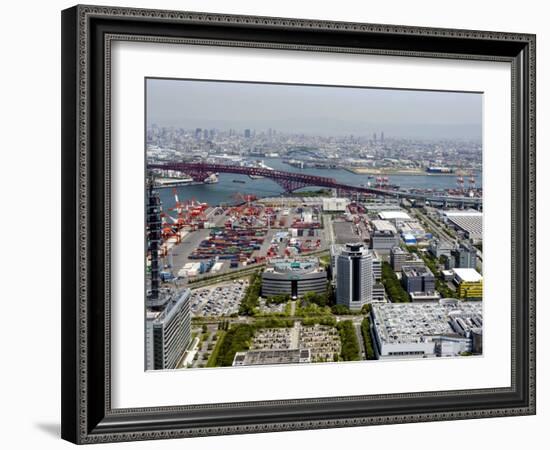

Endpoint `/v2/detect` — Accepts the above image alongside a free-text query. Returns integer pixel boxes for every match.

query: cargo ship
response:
[154,172,219,188]
[425,166,454,174]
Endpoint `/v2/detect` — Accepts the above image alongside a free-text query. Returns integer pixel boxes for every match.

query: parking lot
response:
[190,279,249,317]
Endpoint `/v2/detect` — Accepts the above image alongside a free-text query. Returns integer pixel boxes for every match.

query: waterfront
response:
[159,157,482,209]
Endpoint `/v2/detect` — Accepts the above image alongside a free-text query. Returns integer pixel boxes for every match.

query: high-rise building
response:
[380,131,385,143]
[194,128,202,140]
[146,288,192,370]
[244,128,251,138]
[145,183,191,370]
[336,243,373,311]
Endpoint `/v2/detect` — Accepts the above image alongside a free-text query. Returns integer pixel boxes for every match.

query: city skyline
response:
[146,78,483,140]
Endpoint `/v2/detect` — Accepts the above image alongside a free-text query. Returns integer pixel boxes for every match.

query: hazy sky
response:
[146,78,482,140]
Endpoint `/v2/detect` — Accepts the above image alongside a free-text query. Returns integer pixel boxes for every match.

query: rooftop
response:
[443,209,483,217]
[378,211,412,221]
[146,288,191,324]
[265,257,324,274]
[371,219,397,233]
[402,265,432,277]
[232,348,311,366]
[372,302,482,345]
[453,268,483,282]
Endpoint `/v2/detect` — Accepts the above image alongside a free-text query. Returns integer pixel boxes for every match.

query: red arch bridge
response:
[148,162,482,208]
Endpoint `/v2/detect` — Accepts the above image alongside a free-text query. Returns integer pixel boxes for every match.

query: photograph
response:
[144,78,484,371]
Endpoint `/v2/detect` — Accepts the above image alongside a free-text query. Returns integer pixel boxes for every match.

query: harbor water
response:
[159,158,482,209]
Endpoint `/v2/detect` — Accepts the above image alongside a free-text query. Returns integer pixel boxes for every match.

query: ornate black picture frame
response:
[61,4,536,444]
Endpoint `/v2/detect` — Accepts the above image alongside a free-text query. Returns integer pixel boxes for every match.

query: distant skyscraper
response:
[373,132,377,143]
[336,243,373,311]
[380,131,385,143]
[244,128,251,138]
[194,128,202,139]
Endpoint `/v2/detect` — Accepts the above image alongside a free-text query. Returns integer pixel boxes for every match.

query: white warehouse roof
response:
[378,211,411,220]
[452,268,483,283]
[443,210,482,217]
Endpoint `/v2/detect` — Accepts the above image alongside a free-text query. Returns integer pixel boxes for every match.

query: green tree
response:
[336,320,360,361]
[381,262,410,303]
[360,317,376,360]
[331,304,351,315]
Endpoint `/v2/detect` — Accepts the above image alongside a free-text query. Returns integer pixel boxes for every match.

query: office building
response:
[401,265,435,294]
[370,230,399,253]
[390,246,425,272]
[446,242,478,269]
[336,243,373,311]
[372,283,386,302]
[261,258,327,299]
[429,238,454,258]
[372,255,382,281]
[146,288,192,370]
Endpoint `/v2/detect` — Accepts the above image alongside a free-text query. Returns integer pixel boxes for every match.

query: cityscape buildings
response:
[144,79,484,370]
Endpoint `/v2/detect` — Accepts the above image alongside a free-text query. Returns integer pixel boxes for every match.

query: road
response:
[409,207,454,245]
[354,322,366,360]
[324,214,336,246]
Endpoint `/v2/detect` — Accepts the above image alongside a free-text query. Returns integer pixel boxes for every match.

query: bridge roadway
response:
[149,162,482,207]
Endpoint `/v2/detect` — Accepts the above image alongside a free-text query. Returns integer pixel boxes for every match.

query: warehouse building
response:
[261,258,327,299]
[452,268,483,299]
[378,210,412,221]
[371,302,482,358]
[441,210,483,243]
[322,197,350,212]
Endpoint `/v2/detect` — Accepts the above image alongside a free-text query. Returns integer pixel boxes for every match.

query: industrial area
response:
[145,163,484,371]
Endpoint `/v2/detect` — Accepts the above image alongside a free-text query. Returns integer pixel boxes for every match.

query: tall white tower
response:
[336,243,373,311]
